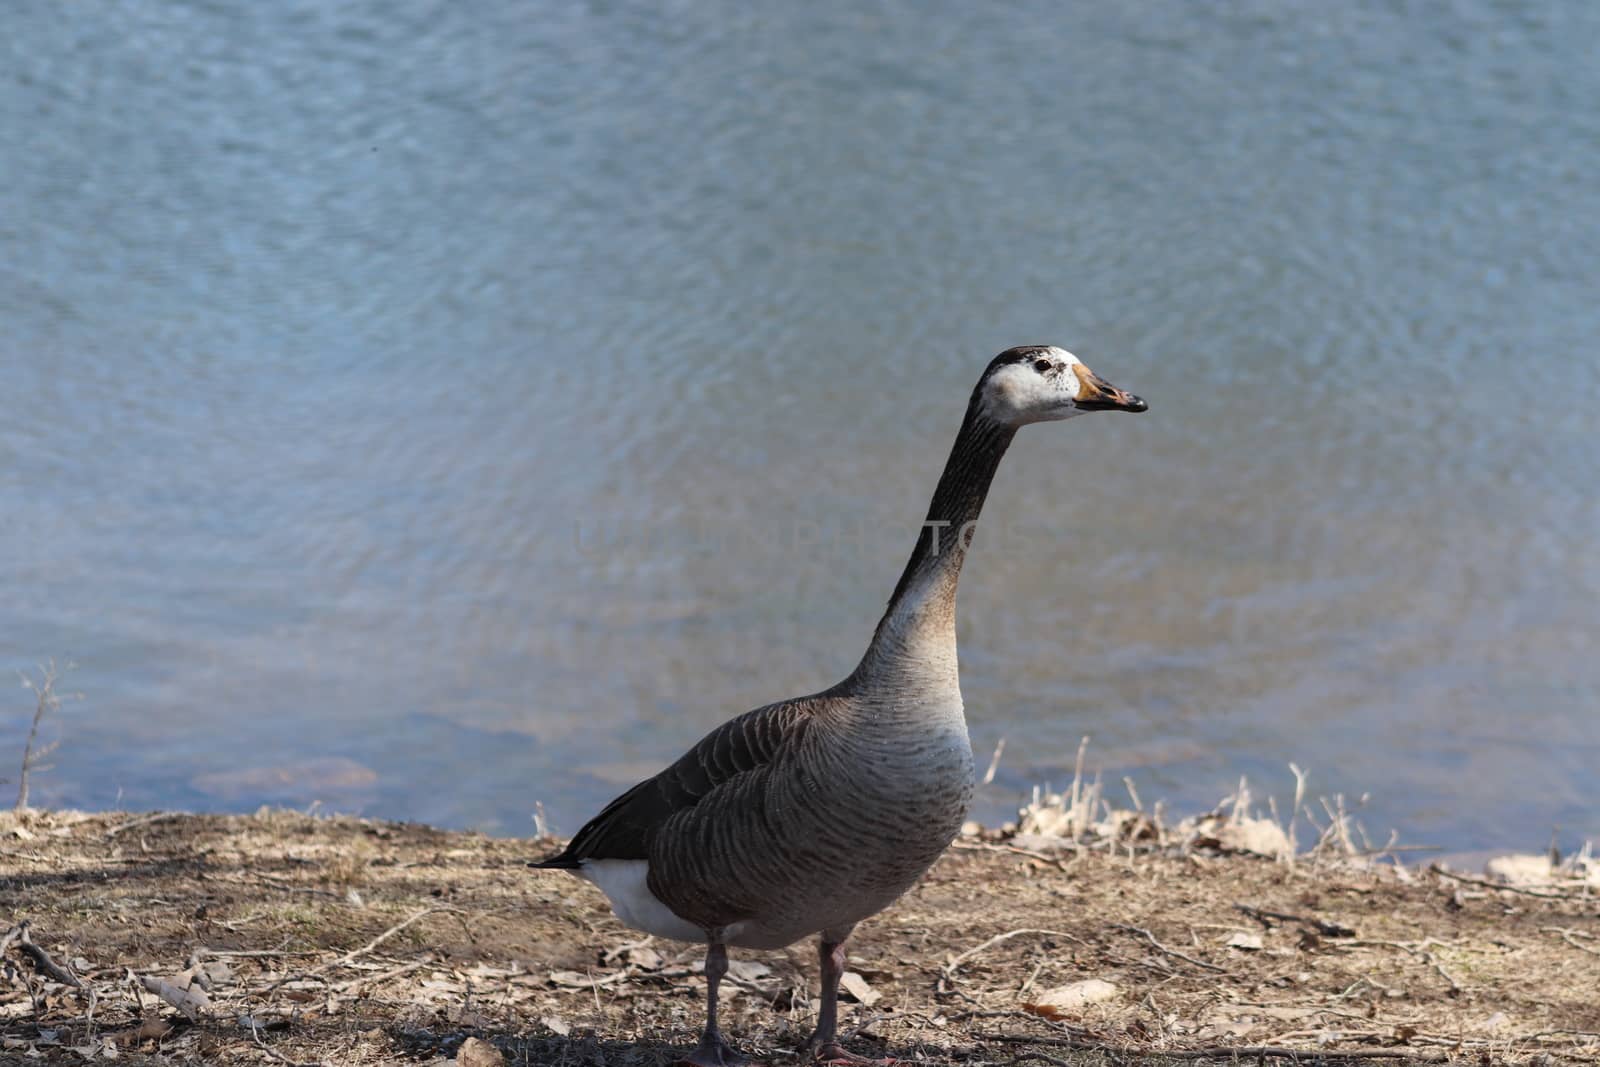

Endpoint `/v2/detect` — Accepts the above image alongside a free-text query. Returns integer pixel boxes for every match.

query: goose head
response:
[974,345,1147,427]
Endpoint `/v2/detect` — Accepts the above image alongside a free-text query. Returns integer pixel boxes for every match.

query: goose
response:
[533,346,1146,1065]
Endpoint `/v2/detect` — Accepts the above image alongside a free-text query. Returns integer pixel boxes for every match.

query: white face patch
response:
[978,347,1087,426]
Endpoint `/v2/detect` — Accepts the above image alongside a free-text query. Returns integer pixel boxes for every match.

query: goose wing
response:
[532,696,816,867]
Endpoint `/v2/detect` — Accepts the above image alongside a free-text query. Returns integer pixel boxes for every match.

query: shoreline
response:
[2,807,1598,1065]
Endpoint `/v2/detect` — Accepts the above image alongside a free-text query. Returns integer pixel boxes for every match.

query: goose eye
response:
[1033,359,1053,374]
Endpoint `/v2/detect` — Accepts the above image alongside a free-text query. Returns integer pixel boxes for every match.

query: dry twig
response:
[1545,926,1600,958]
[104,811,182,839]
[317,907,451,973]
[14,660,74,810]
[943,929,1085,977]
[1431,864,1591,901]
[1342,939,1464,995]
[246,1014,319,1067]
[1109,923,1227,974]
[12,922,82,987]
[950,840,1075,870]
[1234,902,1356,938]
[981,736,1006,786]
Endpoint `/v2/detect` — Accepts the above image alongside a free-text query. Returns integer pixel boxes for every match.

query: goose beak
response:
[1072,365,1148,413]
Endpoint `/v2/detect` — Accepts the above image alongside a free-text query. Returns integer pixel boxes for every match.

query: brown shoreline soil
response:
[2,809,1598,1065]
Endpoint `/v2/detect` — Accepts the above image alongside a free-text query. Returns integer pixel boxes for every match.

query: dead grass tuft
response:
[11,660,78,811]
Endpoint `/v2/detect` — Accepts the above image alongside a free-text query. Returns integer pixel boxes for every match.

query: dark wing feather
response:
[532,697,814,867]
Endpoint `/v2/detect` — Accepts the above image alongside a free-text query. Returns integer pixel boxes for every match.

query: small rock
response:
[1023,979,1120,1019]
[960,820,982,838]
[540,1015,570,1037]
[1224,932,1264,951]
[454,1036,504,1067]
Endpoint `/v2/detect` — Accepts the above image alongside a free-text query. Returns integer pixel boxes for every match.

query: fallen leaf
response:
[1225,932,1263,951]
[627,945,662,969]
[420,979,467,995]
[547,971,593,988]
[838,972,880,1007]
[72,1036,120,1060]
[1023,979,1119,1018]
[237,1015,291,1032]
[109,1018,173,1046]
[724,959,770,983]
[199,960,234,985]
[138,976,210,1022]
[540,1015,570,1037]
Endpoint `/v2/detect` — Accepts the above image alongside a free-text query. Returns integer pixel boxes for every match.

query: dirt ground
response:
[2,808,1598,1066]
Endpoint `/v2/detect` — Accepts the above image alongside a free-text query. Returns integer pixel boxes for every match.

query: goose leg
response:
[677,942,747,1067]
[804,935,894,1065]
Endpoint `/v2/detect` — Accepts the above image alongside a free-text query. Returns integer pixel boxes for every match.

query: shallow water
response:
[3,1,1596,850]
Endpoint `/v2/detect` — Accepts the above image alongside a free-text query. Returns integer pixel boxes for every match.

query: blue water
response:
[3,1,1597,851]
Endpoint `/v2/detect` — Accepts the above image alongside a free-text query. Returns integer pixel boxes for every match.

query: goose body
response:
[534,346,1146,1065]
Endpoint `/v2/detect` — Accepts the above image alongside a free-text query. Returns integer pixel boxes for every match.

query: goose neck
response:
[859,409,1015,676]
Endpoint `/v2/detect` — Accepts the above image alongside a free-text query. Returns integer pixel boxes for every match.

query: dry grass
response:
[11,661,76,812]
[1,804,1597,1066]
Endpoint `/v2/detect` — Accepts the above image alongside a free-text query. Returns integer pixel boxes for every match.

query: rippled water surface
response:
[4,1,1597,849]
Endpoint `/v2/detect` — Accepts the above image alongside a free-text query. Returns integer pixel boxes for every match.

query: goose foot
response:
[674,1034,749,1067]
[805,1042,894,1065]
[678,943,749,1065]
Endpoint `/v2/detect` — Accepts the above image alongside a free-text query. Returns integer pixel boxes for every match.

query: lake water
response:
[3,0,1596,852]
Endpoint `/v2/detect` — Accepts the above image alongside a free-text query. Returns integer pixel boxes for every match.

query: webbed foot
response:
[804,1040,894,1065]
[674,1033,750,1067]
